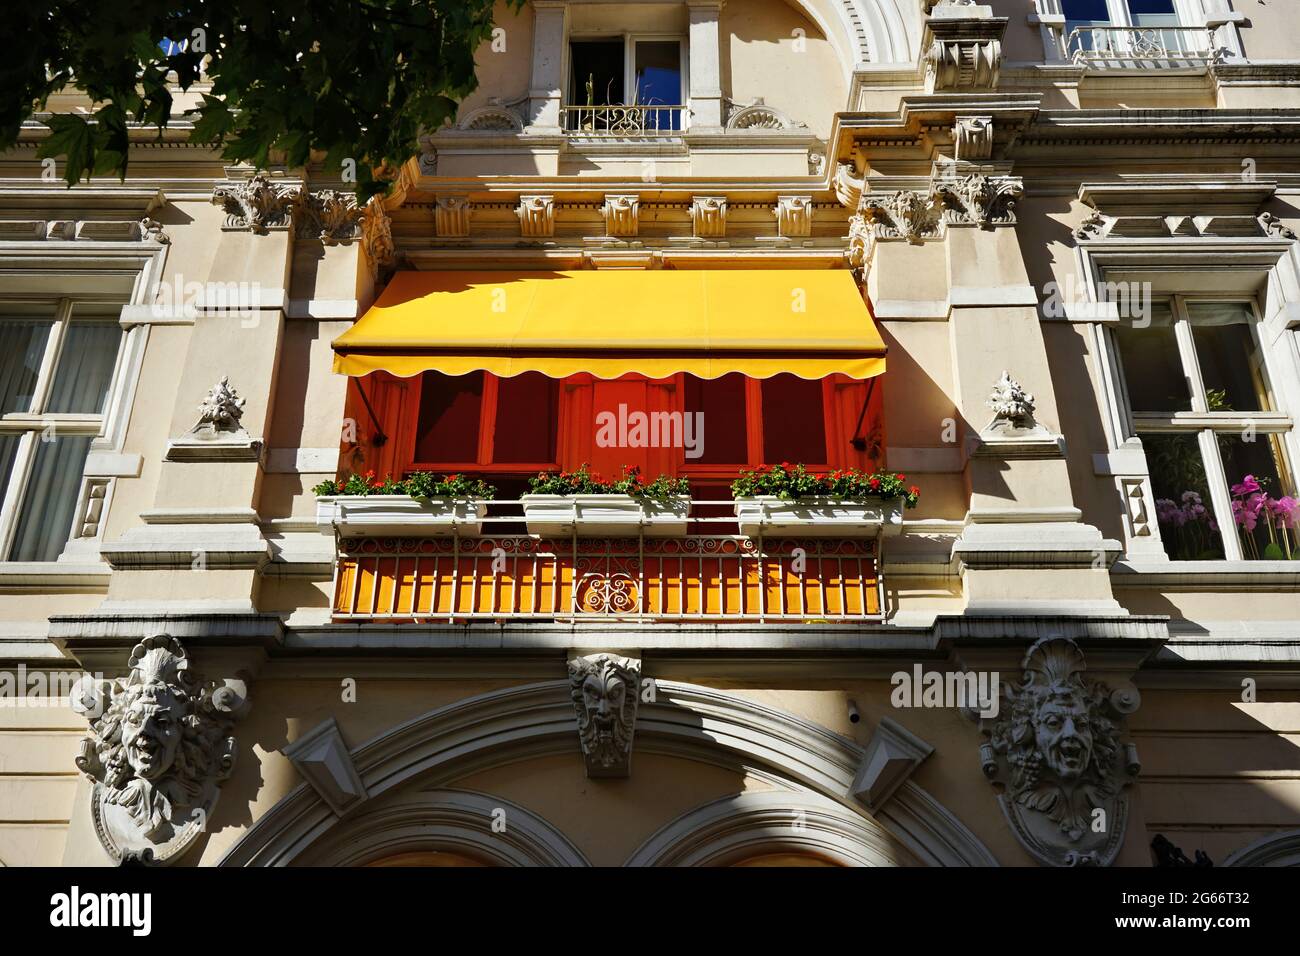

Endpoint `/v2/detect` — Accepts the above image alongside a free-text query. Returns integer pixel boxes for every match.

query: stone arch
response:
[1222,830,1300,867]
[787,0,918,68]
[294,789,589,867]
[221,680,996,867]
[625,791,909,866]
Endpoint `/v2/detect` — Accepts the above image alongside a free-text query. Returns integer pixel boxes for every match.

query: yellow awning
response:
[332,270,886,380]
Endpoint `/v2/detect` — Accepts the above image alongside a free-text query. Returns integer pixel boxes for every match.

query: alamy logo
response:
[595,404,705,459]
[891,664,1000,718]
[49,886,151,936]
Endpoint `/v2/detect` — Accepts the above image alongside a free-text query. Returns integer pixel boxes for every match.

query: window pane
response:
[570,40,624,106]
[9,434,92,562]
[414,372,483,463]
[1113,308,1191,413]
[0,318,53,414]
[1187,304,1269,413]
[761,375,827,465]
[493,373,557,464]
[684,373,748,464]
[1217,433,1298,560]
[46,322,123,414]
[1129,0,1178,26]
[635,40,682,130]
[0,434,21,504]
[1145,434,1225,560]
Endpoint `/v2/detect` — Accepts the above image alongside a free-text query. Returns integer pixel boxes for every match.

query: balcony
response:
[1066,25,1223,69]
[329,499,884,624]
[560,104,688,141]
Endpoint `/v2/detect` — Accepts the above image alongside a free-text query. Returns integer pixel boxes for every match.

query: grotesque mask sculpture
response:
[568,655,640,778]
[977,637,1140,866]
[71,634,249,864]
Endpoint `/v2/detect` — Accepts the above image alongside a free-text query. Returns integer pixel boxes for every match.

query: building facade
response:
[2,0,1299,867]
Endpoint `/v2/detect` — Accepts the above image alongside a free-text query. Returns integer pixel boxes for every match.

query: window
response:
[0,301,124,562]
[1061,0,1191,58]
[1112,299,1297,561]
[566,35,685,132]
[413,371,559,469]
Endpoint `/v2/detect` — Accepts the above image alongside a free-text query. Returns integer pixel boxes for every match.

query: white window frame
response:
[565,32,690,127]
[1107,295,1294,561]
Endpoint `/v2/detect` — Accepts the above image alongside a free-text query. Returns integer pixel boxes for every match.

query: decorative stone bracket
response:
[283,717,367,816]
[165,376,261,462]
[69,634,251,865]
[968,637,1141,867]
[568,654,641,778]
[923,3,1008,93]
[849,718,934,812]
[975,370,1064,459]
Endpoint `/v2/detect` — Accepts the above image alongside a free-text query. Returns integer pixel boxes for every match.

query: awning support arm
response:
[350,376,388,446]
[850,377,878,451]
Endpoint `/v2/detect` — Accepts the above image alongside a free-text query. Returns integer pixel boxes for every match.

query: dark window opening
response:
[493,372,558,463]
[761,374,827,465]
[684,373,748,464]
[415,371,483,463]
[570,40,624,107]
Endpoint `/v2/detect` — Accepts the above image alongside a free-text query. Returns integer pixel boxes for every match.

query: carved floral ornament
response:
[190,375,247,436]
[972,638,1141,867]
[70,635,250,864]
[567,654,641,778]
[987,370,1035,428]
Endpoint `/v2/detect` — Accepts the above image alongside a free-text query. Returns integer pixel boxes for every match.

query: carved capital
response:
[775,195,813,238]
[70,634,250,864]
[296,189,363,245]
[935,173,1023,228]
[435,195,472,238]
[568,654,640,778]
[212,172,300,234]
[602,194,640,238]
[859,190,943,244]
[518,194,555,238]
[973,638,1140,867]
[691,196,728,239]
[924,10,1007,92]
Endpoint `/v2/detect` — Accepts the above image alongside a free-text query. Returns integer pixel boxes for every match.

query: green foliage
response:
[7,1,522,198]
[312,470,496,499]
[731,463,921,509]
[526,465,690,502]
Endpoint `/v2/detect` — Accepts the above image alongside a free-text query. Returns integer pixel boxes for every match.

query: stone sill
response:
[1112,559,1300,587]
[0,562,111,589]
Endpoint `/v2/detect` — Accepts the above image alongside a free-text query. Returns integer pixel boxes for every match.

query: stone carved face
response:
[1033,690,1094,780]
[568,655,639,774]
[120,685,186,781]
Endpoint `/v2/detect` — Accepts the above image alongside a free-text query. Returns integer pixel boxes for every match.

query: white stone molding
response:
[850,717,935,812]
[688,0,724,130]
[971,637,1141,867]
[434,195,472,238]
[221,680,997,867]
[165,375,261,462]
[923,4,1007,93]
[690,196,728,240]
[833,161,865,209]
[568,654,640,778]
[954,115,994,161]
[283,717,367,816]
[1221,829,1300,867]
[296,789,590,866]
[517,194,555,238]
[70,633,250,865]
[775,195,814,239]
[1076,181,1282,240]
[212,171,301,233]
[626,791,909,867]
[935,173,1023,227]
[295,189,363,245]
[602,194,640,238]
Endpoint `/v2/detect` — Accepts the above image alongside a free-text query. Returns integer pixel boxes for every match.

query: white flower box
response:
[733,496,904,538]
[315,496,488,537]
[521,494,690,537]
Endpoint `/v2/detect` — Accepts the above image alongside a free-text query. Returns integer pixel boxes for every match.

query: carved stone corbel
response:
[923,4,1007,92]
[602,194,640,238]
[70,634,251,865]
[775,195,814,238]
[435,195,472,238]
[859,190,944,244]
[691,196,727,239]
[165,376,262,462]
[1074,209,1114,240]
[568,654,640,778]
[954,115,994,161]
[1258,212,1297,240]
[518,194,555,238]
[360,197,396,279]
[212,172,301,233]
[971,637,1141,866]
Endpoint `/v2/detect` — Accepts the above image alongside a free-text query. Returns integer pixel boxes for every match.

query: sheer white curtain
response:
[0,320,51,414]
[9,435,92,562]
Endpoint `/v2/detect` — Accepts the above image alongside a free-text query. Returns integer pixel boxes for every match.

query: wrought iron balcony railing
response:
[561,104,688,138]
[1066,26,1223,68]
[327,499,885,624]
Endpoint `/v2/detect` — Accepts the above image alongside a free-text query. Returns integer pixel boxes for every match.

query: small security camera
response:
[847,699,861,724]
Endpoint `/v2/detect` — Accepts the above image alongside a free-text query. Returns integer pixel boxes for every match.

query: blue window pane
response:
[1062,0,1112,22]
[634,41,682,131]
[1129,0,1176,14]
